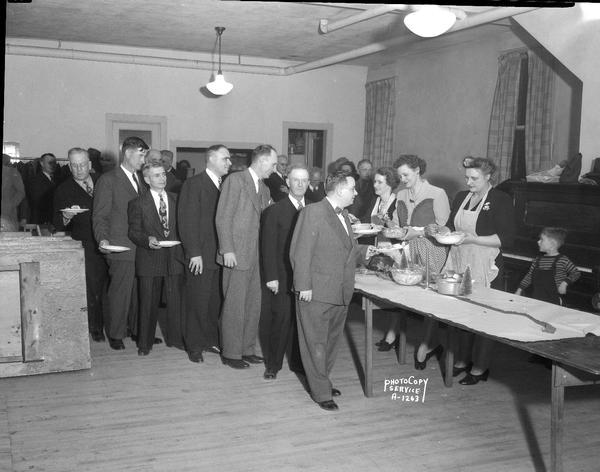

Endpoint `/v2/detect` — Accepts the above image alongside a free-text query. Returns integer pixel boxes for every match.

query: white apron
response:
[443,189,499,288]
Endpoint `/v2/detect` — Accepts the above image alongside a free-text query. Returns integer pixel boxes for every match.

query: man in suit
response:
[261,163,311,380]
[355,159,375,220]
[264,154,289,202]
[290,170,372,411]
[28,152,58,225]
[93,136,148,350]
[216,144,277,369]
[305,167,326,202]
[178,144,231,363]
[1,153,25,232]
[160,150,183,194]
[128,163,184,356]
[54,148,108,342]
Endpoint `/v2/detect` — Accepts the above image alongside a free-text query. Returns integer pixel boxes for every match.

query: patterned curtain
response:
[525,50,556,175]
[486,51,524,183]
[363,77,395,168]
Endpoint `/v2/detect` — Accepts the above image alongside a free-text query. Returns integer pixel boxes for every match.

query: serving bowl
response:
[436,278,462,295]
[390,268,423,286]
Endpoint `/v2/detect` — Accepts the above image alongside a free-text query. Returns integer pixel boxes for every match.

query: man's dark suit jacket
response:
[290,199,364,306]
[166,168,182,194]
[52,176,98,246]
[28,172,56,224]
[93,166,145,262]
[305,183,326,202]
[265,172,288,202]
[127,190,184,277]
[261,196,313,292]
[177,171,220,270]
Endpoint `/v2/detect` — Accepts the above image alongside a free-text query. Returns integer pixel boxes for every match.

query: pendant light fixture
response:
[403,5,457,38]
[206,26,233,96]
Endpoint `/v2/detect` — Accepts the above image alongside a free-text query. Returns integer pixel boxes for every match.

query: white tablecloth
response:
[355,274,600,342]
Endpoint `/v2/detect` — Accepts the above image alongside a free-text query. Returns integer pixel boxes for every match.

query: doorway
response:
[282,121,333,171]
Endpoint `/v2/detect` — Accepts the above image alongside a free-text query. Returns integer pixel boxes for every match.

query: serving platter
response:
[60,208,89,214]
[102,245,130,253]
[157,240,181,248]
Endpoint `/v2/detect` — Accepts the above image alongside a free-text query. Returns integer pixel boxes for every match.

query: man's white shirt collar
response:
[206,168,220,189]
[248,167,260,193]
[288,194,305,210]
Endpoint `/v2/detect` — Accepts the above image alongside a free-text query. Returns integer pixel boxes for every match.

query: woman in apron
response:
[435,157,515,385]
[376,156,451,354]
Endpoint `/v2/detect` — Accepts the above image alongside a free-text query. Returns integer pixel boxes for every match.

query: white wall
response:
[3,53,367,170]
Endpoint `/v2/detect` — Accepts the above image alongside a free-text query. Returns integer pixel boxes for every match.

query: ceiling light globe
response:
[404,5,457,38]
[207,73,233,95]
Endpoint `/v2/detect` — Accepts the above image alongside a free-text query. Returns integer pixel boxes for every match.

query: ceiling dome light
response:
[404,5,457,38]
[206,26,233,96]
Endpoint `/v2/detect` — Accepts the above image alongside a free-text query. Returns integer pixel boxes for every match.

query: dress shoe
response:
[459,369,489,385]
[452,362,473,377]
[187,351,204,363]
[263,369,277,380]
[90,331,106,342]
[153,337,163,345]
[377,337,399,352]
[138,348,150,356]
[414,345,443,370]
[375,338,386,347]
[242,354,264,364]
[317,400,339,411]
[204,346,221,355]
[222,357,250,369]
[331,388,341,397]
[108,337,125,350]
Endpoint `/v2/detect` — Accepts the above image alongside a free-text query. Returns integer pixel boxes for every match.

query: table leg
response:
[444,326,456,388]
[551,363,565,472]
[364,297,373,397]
[397,312,407,365]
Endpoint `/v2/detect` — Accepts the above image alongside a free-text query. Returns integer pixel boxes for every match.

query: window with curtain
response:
[363,77,395,168]
[487,49,557,183]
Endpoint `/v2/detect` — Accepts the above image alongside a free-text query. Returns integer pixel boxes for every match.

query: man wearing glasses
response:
[93,137,148,350]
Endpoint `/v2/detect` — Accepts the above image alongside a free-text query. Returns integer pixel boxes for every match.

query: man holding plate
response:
[128,162,184,356]
[54,147,107,342]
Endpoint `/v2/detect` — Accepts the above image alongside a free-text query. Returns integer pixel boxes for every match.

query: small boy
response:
[515,227,581,305]
[128,163,185,356]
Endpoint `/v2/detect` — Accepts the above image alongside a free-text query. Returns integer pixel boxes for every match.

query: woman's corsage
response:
[482,202,490,211]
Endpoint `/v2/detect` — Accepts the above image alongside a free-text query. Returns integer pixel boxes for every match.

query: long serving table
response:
[355,273,600,472]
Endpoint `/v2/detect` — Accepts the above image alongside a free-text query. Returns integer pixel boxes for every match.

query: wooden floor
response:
[1,298,599,472]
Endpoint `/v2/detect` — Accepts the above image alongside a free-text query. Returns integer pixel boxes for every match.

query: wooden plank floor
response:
[0,298,599,472]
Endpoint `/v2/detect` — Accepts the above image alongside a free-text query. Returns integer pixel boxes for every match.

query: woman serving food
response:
[431,156,515,385]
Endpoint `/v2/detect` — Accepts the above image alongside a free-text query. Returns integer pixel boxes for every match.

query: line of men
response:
[55,137,372,411]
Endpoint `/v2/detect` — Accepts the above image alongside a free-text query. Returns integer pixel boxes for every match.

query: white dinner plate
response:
[102,245,130,253]
[353,229,381,236]
[60,208,89,214]
[376,244,405,254]
[157,240,181,248]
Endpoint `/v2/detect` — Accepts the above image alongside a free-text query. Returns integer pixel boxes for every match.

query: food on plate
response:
[382,227,407,239]
[434,231,465,245]
[366,254,395,273]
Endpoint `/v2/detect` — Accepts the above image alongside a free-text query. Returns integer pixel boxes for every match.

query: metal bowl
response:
[436,278,462,295]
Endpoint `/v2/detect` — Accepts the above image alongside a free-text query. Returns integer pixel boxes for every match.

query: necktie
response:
[159,193,169,238]
[217,177,222,189]
[334,207,343,214]
[297,201,304,211]
[132,173,140,194]
[84,180,93,197]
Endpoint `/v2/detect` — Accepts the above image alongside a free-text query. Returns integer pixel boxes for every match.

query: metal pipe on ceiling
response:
[319,5,410,34]
[286,7,538,75]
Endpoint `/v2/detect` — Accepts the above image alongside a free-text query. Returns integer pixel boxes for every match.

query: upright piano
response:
[496,180,600,313]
